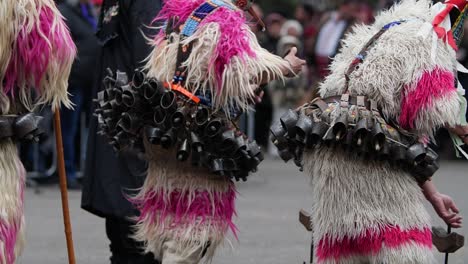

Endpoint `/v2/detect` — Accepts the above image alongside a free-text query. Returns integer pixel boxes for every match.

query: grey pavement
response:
[18,159,468,264]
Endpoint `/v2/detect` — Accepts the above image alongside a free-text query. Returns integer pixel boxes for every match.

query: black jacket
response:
[81,0,161,219]
[58,2,99,90]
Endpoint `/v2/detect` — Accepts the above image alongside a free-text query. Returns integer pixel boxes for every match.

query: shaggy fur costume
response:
[0,1,75,262]
[305,0,465,263]
[134,0,288,262]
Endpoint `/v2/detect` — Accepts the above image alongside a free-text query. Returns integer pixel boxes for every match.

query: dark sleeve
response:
[57,4,79,39]
[128,0,162,68]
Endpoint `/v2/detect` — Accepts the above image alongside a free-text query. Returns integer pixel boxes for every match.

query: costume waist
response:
[270,94,439,183]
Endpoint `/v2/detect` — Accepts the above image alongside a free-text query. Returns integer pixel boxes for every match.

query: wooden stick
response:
[445,225,451,264]
[53,108,76,264]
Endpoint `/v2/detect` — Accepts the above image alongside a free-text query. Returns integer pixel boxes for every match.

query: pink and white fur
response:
[0,0,75,263]
[305,0,464,263]
[135,0,288,261]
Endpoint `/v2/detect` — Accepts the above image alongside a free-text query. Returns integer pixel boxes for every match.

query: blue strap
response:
[181,0,232,37]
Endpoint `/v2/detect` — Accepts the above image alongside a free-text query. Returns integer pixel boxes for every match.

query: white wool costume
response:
[129,0,288,262]
[0,0,75,263]
[301,0,466,263]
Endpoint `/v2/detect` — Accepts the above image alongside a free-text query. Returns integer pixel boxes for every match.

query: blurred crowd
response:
[21,0,468,186]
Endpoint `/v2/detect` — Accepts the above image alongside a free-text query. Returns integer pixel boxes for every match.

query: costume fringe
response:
[131,147,236,262]
[2,0,76,112]
[0,141,26,264]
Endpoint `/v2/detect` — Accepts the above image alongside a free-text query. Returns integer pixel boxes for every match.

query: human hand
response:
[284,47,306,77]
[427,192,463,228]
[450,125,468,144]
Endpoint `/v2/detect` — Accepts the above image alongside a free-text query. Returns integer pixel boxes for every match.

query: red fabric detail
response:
[399,68,455,130]
[432,3,459,50]
[316,226,432,262]
[447,0,468,10]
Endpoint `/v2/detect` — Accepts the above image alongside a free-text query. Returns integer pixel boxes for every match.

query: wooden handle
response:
[53,109,76,264]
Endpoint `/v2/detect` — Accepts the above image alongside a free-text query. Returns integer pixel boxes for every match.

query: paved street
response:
[18,159,468,264]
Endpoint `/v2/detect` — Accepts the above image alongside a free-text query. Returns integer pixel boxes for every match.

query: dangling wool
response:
[302,0,465,263]
[3,0,76,111]
[0,141,26,264]
[0,1,76,263]
[135,0,288,261]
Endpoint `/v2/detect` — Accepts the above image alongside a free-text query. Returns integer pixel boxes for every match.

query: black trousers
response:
[105,218,160,264]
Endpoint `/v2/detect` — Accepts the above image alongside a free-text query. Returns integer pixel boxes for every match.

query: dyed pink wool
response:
[399,68,456,129]
[316,226,432,262]
[0,160,25,264]
[134,185,237,236]
[4,6,74,94]
[154,0,256,90]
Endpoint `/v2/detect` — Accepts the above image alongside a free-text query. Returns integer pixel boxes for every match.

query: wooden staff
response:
[53,108,76,264]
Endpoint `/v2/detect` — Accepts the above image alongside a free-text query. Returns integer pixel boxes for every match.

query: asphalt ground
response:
[18,159,468,264]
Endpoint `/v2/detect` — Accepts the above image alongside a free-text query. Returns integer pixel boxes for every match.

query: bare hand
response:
[427,192,463,228]
[450,125,468,144]
[284,47,306,77]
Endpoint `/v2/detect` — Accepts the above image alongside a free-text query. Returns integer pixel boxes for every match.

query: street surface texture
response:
[19,159,467,264]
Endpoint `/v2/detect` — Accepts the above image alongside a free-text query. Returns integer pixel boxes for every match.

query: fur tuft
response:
[0,141,26,264]
[131,147,236,262]
[2,0,76,112]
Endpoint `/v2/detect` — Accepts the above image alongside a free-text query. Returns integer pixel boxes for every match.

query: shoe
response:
[67,179,82,190]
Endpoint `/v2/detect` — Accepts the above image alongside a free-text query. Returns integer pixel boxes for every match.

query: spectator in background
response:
[263,13,285,53]
[355,1,375,24]
[314,0,361,79]
[81,0,161,263]
[58,0,99,190]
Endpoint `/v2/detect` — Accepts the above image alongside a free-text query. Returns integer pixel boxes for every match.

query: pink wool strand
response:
[153,0,204,28]
[4,5,75,95]
[0,159,25,264]
[199,7,256,90]
[133,185,238,237]
[399,68,456,129]
[316,226,432,262]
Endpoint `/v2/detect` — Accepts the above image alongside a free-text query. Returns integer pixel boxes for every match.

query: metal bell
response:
[332,112,348,141]
[176,139,191,161]
[308,121,329,145]
[280,109,299,137]
[146,126,164,145]
[132,70,146,88]
[270,121,288,150]
[160,91,178,111]
[295,114,314,145]
[0,117,14,139]
[191,132,204,153]
[371,120,386,152]
[161,128,177,149]
[353,118,370,147]
[118,113,142,134]
[219,130,237,153]
[143,79,164,104]
[153,106,167,125]
[171,106,189,128]
[14,113,42,140]
[195,107,210,127]
[204,119,224,138]
[391,144,407,162]
[406,143,427,165]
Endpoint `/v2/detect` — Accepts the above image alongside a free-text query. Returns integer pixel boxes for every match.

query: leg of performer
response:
[306,149,434,264]
[132,148,236,264]
[106,217,160,264]
[0,141,26,263]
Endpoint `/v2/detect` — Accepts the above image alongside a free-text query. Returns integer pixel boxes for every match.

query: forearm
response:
[420,179,438,200]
